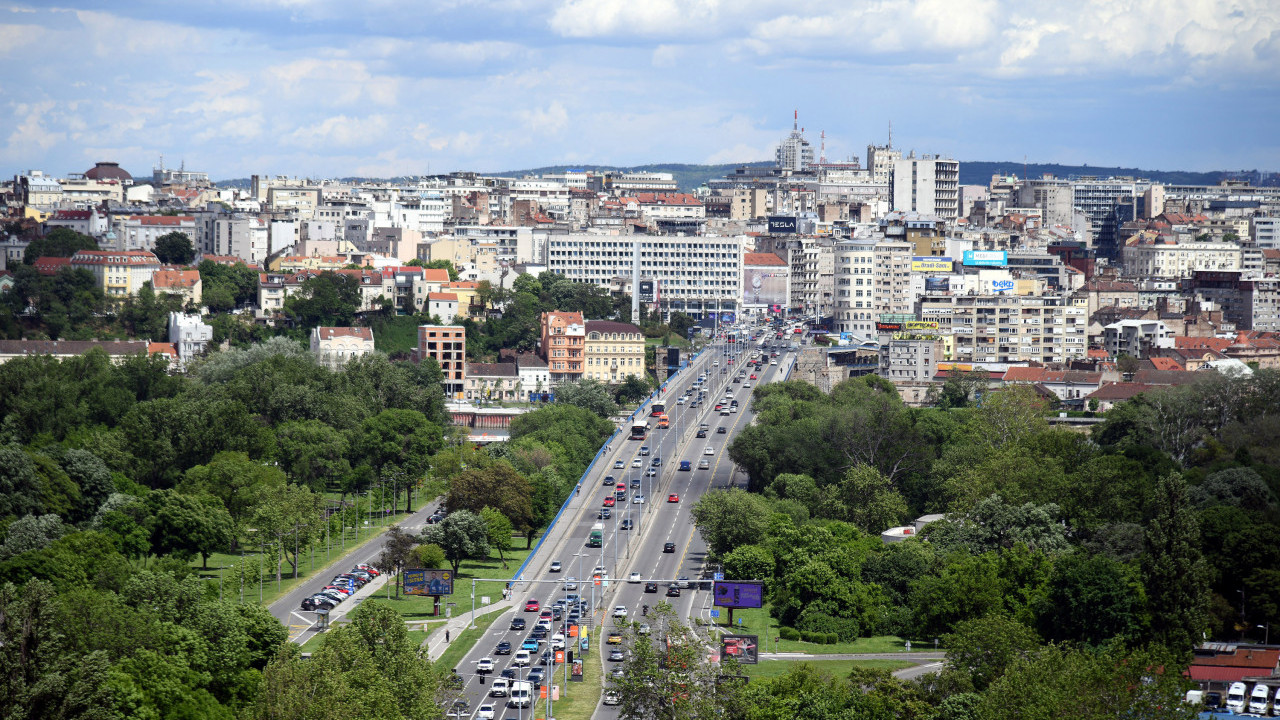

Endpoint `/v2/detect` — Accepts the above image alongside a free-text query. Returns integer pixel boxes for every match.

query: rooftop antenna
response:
[793,109,798,132]
[888,121,893,150]
[819,130,827,164]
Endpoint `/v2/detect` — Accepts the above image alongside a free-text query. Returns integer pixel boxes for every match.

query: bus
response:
[630,421,649,440]
[650,401,666,417]
[588,523,604,548]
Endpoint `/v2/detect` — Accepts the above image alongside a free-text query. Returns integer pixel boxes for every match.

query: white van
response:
[507,681,533,709]
[1227,682,1248,713]
[1251,683,1272,715]
[1271,686,1280,716]
[512,649,531,667]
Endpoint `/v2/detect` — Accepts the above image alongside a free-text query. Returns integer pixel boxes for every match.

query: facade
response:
[919,293,1088,364]
[427,292,460,323]
[515,353,551,401]
[742,252,789,315]
[152,269,202,305]
[583,320,645,384]
[881,336,943,382]
[69,250,162,296]
[310,327,376,371]
[540,311,586,384]
[775,118,814,172]
[209,216,271,264]
[464,362,519,402]
[0,339,152,365]
[1103,319,1175,358]
[890,154,960,218]
[114,215,196,252]
[1122,240,1243,278]
[168,312,212,366]
[874,240,914,318]
[418,325,466,398]
[834,240,877,337]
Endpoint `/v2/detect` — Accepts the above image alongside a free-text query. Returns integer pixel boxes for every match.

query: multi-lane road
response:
[441,330,795,719]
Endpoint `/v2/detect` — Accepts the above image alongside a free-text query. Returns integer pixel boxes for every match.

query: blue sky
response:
[4,0,1278,180]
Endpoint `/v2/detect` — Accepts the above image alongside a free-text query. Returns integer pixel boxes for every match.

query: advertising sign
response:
[403,569,453,596]
[962,250,1008,267]
[712,581,764,609]
[720,312,737,324]
[991,280,1015,293]
[876,321,903,332]
[720,635,759,665]
[743,268,788,308]
[924,277,950,293]
[911,257,953,272]
[638,279,655,303]
[767,215,797,234]
[904,321,939,331]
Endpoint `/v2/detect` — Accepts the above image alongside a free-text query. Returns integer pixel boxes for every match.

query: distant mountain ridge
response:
[216,161,1272,192]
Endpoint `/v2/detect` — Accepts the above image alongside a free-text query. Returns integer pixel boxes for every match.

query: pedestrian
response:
[446,629,450,643]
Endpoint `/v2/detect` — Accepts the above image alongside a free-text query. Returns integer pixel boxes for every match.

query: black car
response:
[663,542,676,553]
[666,586,681,597]
[604,475,615,486]
[300,595,336,611]
[539,650,554,665]
[531,626,548,639]
[651,457,661,467]
[500,667,516,679]
[528,667,545,685]
[510,617,526,631]
[644,582,658,593]
[495,640,512,655]
[716,426,727,434]
[696,429,707,438]
[598,508,612,519]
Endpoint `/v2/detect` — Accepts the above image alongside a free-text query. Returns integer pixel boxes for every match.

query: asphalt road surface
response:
[438,333,797,720]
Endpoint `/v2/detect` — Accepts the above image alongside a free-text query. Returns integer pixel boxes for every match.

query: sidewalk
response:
[422,598,515,661]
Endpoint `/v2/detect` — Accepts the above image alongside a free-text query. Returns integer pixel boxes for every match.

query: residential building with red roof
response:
[33,256,72,276]
[540,311,586,383]
[464,362,519,403]
[69,250,162,296]
[152,269,202,306]
[1001,366,1105,403]
[310,326,375,370]
[1084,382,1153,412]
[1188,646,1280,692]
[427,292,460,322]
[112,215,195,252]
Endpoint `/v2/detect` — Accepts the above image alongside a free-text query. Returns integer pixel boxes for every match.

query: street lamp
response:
[1259,624,1271,645]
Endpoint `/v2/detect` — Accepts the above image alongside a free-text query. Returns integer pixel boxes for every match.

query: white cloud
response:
[74,10,208,57]
[286,115,390,148]
[549,0,725,37]
[267,58,400,107]
[0,23,44,55]
[705,142,770,164]
[519,101,569,135]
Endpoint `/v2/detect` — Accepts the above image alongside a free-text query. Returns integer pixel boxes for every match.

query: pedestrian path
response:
[421,598,514,662]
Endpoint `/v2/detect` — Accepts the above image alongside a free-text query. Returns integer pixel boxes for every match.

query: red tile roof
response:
[1192,648,1280,669]
[148,342,178,359]
[1148,357,1184,371]
[429,292,459,302]
[314,327,373,341]
[421,268,451,283]
[152,269,200,289]
[129,215,194,226]
[1175,336,1232,353]
[33,256,71,275]
[744,252,787,266]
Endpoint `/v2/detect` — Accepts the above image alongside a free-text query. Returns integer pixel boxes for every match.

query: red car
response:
[525,599,540,612]
[668,494,680,503]
[603,496,616,507]
[749,374,757,380]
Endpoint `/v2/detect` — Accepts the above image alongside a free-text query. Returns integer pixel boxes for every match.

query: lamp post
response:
[1259,624,1271,645]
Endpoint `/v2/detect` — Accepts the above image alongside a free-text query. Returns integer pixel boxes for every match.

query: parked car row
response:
[299,563,381,610]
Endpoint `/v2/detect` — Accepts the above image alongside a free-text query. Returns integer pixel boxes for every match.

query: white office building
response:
[890,153,960,218]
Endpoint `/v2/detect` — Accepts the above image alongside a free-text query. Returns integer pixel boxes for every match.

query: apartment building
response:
[874,240,915,318]
[890,153,960,219]
[545,233,745,321]
[112,215,196,253]
[919,293,1087,364]
[1122,240,1243,278]
[152,269,201,305]
[69,250,161,296]
[310,327,376,371]
[1190,271,1280,333]
[418,325,466,398]
[834,240,877,337]
[540,311,585,384]
[1102,319,1175,358]
[583,320,645,384]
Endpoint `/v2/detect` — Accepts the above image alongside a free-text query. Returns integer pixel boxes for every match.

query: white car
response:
[477,704,496,720]
[633,494,645,504]
[603,690,621,706]
[613,605,628,619]
[535,618,551,631]
[676,397,685,405]
[489,678,509,697]
[549,560,562,572]
[704,446,714,455]
[513,650,531,666]
[629,572,642,583]
[551,632,566,650]
[614,460,624,469]
[477,657,495,673]
[564,577,578,590]
[631,458,642,468]
[638,622,651,635]
[771,359,778,365]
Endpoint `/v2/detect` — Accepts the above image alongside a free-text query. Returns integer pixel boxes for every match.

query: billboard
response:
[712,581,763,609]
[876,321,903,332]
[744,267,788,308]
[665,348,680,369]
[720,635,759,665]
[904,321,939,331]
[911,257,953,273]
[924,277,950,293]
[638,279,656,303]
[767,215,798,234]
[403,569,454,596]
[991,279,1015,293]
[962,250,1008,267]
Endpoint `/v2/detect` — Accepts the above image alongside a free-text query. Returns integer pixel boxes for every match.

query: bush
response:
[824,632,839,644]
[779,626,799,641]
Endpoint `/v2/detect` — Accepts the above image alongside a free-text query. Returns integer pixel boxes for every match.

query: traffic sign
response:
[714,572,724,581]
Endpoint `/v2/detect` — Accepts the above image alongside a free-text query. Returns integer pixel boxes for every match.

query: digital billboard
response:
[638,280,655,303]
[712,581,763,609]
[720,635,759,665]
[875,321,903,332]
[743,268,788,308]
[403,569,454,596]
[924,277,950,293]
[767,215,798,234]
[911,257,953,273]
[962,250,1008,267]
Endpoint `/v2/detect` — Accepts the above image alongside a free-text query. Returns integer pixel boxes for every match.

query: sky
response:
[3,0,1279,181]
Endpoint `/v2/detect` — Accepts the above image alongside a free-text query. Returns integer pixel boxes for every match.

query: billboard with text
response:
[712,581,763,609]
[911,257,953,273]
[743,267,788,308]
[962,250,1008,267]
[403,569,454,596]
[720,635,759,664]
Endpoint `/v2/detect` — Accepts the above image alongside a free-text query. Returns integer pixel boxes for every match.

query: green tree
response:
[925,494,1070,555]
[23,227,98,264]
[1036,552,1146,646]
[614,374,651,404]
[974,385,1050,449]
[1143,472,1210,654]
[690,489,774,558]
[446,462,534,537]
[479,506,514,567]
[0,514,65,561]
[720,544,774,583]
[413,543,446,571]
[180,451,287,538]
[942,614,1042,691]
[373,526,419,599]
[283,271,361,329]
[249,484,323,580]
[152,231,195,265]
[554,377,618,418]
[352,409,443,481]
[419,510,489,575]
[146,490,235,568]
[274,420,351,492]
[838,464,908,533]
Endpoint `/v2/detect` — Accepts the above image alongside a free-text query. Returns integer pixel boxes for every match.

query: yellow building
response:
[583,320,646,384]
[69,250,161,297]
[272,255,348,272]
[445,281,480,318]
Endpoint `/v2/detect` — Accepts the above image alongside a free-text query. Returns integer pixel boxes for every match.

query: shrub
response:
[779,626,799,641]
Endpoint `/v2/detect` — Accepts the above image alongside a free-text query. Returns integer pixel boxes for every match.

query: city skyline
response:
[4,0,1278,180]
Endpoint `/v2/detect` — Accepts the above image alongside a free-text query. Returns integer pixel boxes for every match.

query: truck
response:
[588,523,604,548]
[507,681,533,709]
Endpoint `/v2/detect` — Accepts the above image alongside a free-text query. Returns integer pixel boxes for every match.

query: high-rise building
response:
[774,112,814,173]
[890,153,960,218]
[867,144,901,187]
[540,311,585,384]
[418,325,466,398]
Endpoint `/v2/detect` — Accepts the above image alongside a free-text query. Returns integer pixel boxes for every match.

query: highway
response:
[440,328,796,719]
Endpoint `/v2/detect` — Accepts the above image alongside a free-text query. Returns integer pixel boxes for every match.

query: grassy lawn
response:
[437,608,506,671]
[371,542,538,620]
[711,605,921,655]
[537,628,602,720]
[742,658,915,680]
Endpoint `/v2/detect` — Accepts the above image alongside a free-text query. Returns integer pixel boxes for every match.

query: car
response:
[608,648,625,662]
[551,633,566,650]
[563,577,578,590]
[539,608,553,620]
[489,678,509,697]
[354,564,380,576]
[607,632,623,644]
[663,542,676,553]
[513,650,531,666]
[495,640,512,655]
[629,572,642,583]
[603,496,616,507]
[524,599,540,612]
[668,493,680,503]
[644,468,657,477]
[633,494,645,504]
[651,457,661,466]
[730,400,738,407]
[698,458,710,469]
[696,429,707,438]
[533,620,551,633]
[667,585,681,597]
[644,581,658,593]
[549,560,562,572]
[749,374,757,380]
[720,408,730,416]
[631,458,642,468]
[527,667,545,685]
[500,667,516,680]
[477,704,496,720]
[731,406,739,413]
[631,479,641,488]
[716,426,727,434]
[611,666,626,680]
[613,605,628,619]
[522,636,541,651]
[676,397,685,405]
[300,595,336,611]
[677,576,690,588]
[638,622,651,635]
[510,617,526,631]
[613,460,624,469]
[539,649,554,665]
[679,460,691,471]
[771,359,778,365]
[639,446,650,456]
[704,446,715,455]
[477,657,495,673]
[743,382,752,388]
[598,508,612,519]
[603,690,621,706]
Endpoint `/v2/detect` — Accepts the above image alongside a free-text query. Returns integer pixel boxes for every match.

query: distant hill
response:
[216,161,1274,191]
